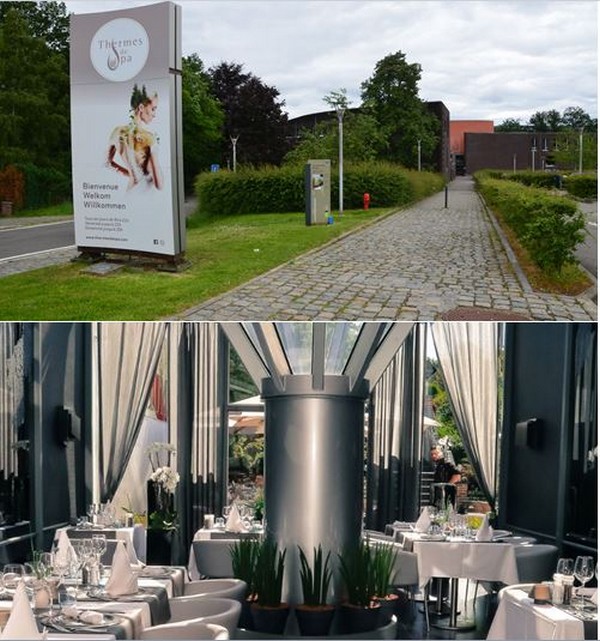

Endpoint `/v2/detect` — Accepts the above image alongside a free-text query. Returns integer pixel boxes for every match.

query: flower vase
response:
[146,528,174,566]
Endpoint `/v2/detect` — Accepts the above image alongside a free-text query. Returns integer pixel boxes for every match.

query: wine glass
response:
[573,555,594,609]
[556,557,574,576]
[92,535,107,563]
[222,505,232,520]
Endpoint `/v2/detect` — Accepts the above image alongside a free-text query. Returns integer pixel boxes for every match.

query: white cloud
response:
[63,0,598,122]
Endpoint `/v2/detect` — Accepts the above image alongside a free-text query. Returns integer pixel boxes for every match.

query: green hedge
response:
[194,162,445,217]
[15,163,71,209]
[475,175,585,273]
[563,174,597,199]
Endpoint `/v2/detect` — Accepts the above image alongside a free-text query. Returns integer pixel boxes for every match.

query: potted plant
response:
[295,544,335,636]
[338,539,381,633]
[145,443,179,565]
[250,539,289,634]
[230,538,260,630]
[371,541,399,625]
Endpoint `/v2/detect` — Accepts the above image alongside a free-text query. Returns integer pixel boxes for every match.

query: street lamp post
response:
[230,135,239,172]
[578,126,585,174]
[336,106,345,216]
[417,139,422,172]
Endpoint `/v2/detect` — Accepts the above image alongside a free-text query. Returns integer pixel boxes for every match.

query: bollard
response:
[444,185,448,208]
[362,192,371,210]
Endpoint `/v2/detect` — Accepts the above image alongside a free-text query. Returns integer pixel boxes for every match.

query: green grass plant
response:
[298,544,332,606]
[0,207,396,320]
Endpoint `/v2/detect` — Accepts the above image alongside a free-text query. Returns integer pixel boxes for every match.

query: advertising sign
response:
[70,2,185,258]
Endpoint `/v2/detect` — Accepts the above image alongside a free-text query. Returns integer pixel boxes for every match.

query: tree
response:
[0,7,70,170]
[283,102,386,166]
[360,51,439,168]
[209,62,289,167]
[529,109,562,132]
[181,54,224,191]
[561,106,597,132]
[0,1,69,55]
[495,118,528,132]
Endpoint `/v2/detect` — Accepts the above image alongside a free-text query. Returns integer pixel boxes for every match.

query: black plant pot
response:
[146,528,174,565]
[295,604,335,636]
[239,598,255,630]
[339,602,382,634]
[376,593,400,626]
[251,603,290,635]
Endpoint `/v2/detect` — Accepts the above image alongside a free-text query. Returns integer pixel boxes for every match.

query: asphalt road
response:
[0,220,75,260]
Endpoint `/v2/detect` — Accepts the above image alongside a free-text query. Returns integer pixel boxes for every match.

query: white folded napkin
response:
[62,607,104,625]
[414,507,431,533]
[475,514,494,541]
[590,590,598,605]
[54,529,77,568]
[0,581,43,639]
[104,540,138,597]
[225,504,246,533]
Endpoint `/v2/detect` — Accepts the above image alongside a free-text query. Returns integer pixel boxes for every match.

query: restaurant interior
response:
[0,320,596,640]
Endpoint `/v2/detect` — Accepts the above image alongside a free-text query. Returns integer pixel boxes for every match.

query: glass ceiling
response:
[243,322,364,375]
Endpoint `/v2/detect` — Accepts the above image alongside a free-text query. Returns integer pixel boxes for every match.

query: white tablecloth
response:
[187,528,262,580]
[0,599,148,639]
[56,526,145,564]
[487,584,587,640]
[413,540,519,588]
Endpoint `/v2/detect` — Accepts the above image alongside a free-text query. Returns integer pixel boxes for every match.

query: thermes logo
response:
[90,18,149,82]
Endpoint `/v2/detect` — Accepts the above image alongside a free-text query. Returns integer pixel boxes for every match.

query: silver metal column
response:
[262,375,369,605]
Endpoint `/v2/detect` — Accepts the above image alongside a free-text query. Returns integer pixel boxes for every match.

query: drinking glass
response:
[222,505,231,519]
[573,555,594,609]
[92,534,107,563]
[2,564,24,592]
[556,558,574,576]
[57,585,77,610]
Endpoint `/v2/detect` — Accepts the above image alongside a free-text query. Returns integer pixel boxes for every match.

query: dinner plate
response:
[419,534,446,541]
[40,611,119,630]
[139,565,171,576]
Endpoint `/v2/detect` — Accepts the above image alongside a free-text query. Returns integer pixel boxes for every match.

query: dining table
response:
[487,583,598,640]
[187,526,262,580]
[56,525,146,564]
[0,569,180,638]
[396,529,519,630]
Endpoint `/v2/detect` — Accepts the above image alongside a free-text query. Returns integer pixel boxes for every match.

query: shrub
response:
[475,175,585,273]
[194,162,444,218]
[0,165,25,209]
[563,174,597,199]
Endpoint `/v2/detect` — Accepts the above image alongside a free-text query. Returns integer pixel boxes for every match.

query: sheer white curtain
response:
[97,322,167,501]
[431,322,499,505]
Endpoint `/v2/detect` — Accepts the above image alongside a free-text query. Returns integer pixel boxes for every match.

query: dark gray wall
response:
[39,323,88,533]
[500,322,597,559]
[500,323,569,541]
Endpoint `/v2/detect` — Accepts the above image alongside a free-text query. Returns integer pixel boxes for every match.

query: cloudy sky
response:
[63,0,597,124]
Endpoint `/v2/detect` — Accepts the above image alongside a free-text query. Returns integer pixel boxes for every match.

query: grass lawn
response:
[0,207,395,320]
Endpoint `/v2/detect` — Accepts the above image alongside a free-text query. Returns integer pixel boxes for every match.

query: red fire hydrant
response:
[363,192,371,210]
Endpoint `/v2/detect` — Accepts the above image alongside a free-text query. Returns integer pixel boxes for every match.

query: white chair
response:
[167,597,241,636]
[183,578,247,602]
[362,529,395,542]
[140,620,229,639]
[192,540,236,578]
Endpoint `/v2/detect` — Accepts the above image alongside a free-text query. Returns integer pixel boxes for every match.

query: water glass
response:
[2,564,24,591]
[58,585,77,609]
